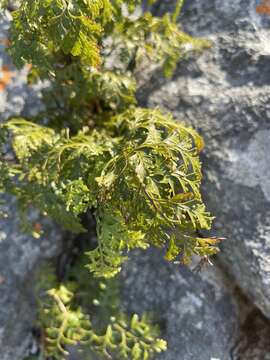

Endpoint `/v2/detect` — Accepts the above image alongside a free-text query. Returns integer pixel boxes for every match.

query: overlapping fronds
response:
[3,108,219,277]
[0,1,217,358]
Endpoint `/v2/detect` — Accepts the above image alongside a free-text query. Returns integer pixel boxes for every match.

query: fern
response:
[8,0,104,71]
[0,0,219,276]
[37,260,166,359]
[0,0,219,358]
[3,108,219,276]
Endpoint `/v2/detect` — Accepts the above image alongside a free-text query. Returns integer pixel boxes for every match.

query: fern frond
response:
[38,262,167,360]
[39,285,92,358]
[4,106,217,275]
[91,314,167,359]
[8,0,104,72]
[110,11,211,76]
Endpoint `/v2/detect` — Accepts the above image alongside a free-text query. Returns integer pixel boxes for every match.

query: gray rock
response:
[0,11,45,120]
[138,0,270,318]
[121,249,241,360]
[0,199,62,360]
[231,308,270,360]
[0,10,62,360]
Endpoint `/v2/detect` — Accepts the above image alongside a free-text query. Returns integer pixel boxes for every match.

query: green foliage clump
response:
[0,0,220,358]
[37,258,166,359]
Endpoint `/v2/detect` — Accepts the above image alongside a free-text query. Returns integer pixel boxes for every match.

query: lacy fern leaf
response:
[4,108,218,277]
[37,262,166,359]
[0,0,219,358]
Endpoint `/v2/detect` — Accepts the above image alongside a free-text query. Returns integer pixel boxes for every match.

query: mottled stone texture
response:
[0,200,62,360]
[138,0,270,319]
[121,250,241,360]
[0,11,62,360]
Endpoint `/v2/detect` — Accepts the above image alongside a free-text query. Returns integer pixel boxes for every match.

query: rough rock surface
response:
[121,250,241,360]
[122,250,270,360]
[0,200,62,360]
[138,0,270,318]
[0,11,62,360]
[231,308,270,360]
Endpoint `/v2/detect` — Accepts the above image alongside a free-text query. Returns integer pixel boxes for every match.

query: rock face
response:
[231,308,270,360]
[121,250,241,360]
[0,200,62,360]
[138,0,270,319]
[0,11,62,360]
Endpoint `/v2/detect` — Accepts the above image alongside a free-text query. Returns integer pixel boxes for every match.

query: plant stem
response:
[172,0,184,23]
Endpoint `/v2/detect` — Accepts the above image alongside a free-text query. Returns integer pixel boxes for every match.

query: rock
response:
[0,10,63,360]
[138,0,270,318]
[231,308,270,360]
[0,11,45,120]
[121,249,241,360]
[121,249,270,360]
[0,199,63,360]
